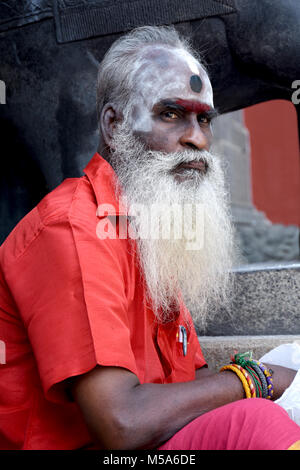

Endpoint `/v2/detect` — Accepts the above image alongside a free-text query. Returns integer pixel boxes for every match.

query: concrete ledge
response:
[198,335,300,371]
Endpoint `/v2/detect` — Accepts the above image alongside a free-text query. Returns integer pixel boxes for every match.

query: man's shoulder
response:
[0,176,97,267]
[38,176,97,224]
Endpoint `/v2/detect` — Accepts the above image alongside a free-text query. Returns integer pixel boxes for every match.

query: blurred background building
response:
[212,100,300,265]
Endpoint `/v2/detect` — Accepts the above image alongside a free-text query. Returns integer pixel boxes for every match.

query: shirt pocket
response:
[157,322,197,383]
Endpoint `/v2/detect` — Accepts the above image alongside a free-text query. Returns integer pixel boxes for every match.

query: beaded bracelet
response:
[245,362,269,399]
[220,364,252,398]
[243,366,263,398]
[230,354,263,397]
[231,364,256,398]
[253,360,274,399]
[237,363,262,397]
[231,351,274,400]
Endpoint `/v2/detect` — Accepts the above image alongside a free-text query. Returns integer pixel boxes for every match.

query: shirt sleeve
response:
[194,343,207,370]
[4,211,138,404]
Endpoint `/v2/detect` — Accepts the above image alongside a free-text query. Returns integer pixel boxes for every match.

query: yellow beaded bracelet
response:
[220,364,252,398]
[231,364,256,398]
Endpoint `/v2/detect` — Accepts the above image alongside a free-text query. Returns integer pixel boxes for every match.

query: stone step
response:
[198,334,300,371]
[195,262,300,337]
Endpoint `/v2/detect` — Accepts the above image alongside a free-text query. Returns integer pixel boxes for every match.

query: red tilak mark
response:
[175,99,211,114]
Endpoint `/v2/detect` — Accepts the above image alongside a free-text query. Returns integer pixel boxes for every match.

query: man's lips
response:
[174,160,208,173]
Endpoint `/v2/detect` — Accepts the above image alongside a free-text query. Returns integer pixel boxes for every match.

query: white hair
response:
[96,25,204,123]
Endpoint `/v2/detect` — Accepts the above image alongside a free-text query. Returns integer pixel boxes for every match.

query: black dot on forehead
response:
[190,75,202,93]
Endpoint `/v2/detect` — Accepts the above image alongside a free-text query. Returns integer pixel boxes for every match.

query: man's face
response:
[126,46,216,179]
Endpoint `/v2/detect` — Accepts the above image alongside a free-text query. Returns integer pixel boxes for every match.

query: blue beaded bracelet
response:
[253,360,274,399]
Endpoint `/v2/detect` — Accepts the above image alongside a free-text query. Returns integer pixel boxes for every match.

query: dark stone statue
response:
[0,0,299,243]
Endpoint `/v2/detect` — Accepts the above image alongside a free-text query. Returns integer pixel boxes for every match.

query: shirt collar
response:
[83,152,127,216]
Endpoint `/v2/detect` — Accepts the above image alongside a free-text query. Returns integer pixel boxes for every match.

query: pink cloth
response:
[158,398,300,450]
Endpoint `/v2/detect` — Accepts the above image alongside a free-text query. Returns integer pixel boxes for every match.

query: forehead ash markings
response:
[129,48,213,131]
[189,75,202,93]
[175,99,212,114]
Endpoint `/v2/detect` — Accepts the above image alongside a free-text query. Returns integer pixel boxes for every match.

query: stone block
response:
[195,262,300,336]
[198,334,300,371]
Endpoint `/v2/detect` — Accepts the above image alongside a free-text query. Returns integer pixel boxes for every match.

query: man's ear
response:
[100,103,122,150]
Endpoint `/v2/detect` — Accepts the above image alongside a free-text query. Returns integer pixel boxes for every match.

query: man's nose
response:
[179,121,210,151]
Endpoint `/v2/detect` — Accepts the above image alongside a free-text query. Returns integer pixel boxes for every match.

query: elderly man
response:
[0,26,300,451]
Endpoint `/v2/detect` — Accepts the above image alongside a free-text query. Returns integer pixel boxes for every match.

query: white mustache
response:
[137,148,214,174]
[111,121,215,176]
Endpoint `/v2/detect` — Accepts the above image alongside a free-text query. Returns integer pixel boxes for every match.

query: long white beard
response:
[109,122,238,327]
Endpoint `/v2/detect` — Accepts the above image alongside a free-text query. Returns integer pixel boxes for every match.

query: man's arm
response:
[71,363,296,450]
[71,365,245,450]
[195,366,215,379]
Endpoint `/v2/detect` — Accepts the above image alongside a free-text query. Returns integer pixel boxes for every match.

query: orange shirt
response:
[0,153,206,449]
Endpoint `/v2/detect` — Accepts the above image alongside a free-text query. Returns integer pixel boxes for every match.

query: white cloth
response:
[259,342,300,426]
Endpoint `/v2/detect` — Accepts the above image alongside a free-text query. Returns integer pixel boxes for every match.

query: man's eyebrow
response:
[175,99,218,117]
[153,99,218,118]
[152,100,185,113]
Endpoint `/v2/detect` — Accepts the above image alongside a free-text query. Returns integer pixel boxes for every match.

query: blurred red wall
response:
[244,100,300,227]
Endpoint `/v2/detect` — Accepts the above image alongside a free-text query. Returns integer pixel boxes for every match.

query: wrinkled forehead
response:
[131,45,213,107]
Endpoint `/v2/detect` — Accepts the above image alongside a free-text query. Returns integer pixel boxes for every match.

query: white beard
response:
[109,122,238,327]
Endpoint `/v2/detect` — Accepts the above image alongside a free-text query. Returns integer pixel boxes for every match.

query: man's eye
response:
[163,111,178,120]
[198,115,210,124]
